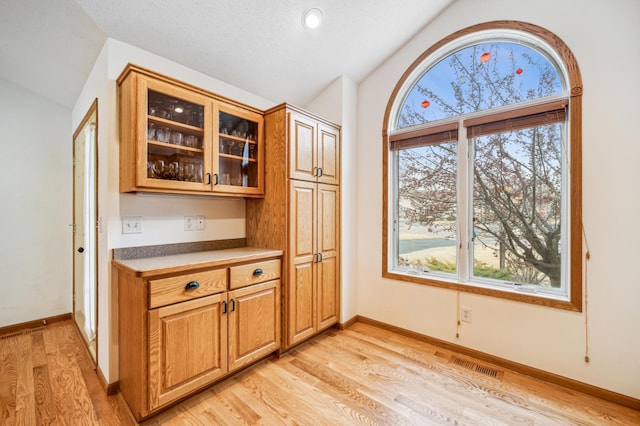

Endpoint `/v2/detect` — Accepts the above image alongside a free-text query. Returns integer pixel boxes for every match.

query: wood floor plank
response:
[2,320,639,425]
[14,334,36,425]
[33,364,57,426]
[45,331,100,425]
[30,332,48,368]
[0,334,18,425]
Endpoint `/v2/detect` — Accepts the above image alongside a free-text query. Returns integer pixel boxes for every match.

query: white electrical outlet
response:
[195,215,205,230]
[461,307,472,323]
[184,216,195,231]
[122,216,143,234]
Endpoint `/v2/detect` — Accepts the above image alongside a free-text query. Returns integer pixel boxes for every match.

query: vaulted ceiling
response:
[0,0,454,109]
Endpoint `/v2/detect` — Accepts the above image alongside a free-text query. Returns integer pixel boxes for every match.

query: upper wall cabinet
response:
[118,65,264,198]
[289,111,340,185]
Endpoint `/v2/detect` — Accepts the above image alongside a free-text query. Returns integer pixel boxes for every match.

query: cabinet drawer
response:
[149,268,227,308]
[229,259,281,289]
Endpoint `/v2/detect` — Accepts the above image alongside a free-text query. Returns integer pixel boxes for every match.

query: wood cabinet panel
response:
[228,280,281,371]
[149,268,227,308]
[318,184,339,257]
[288,262,316,345]
[148,294,227,410]
[317,256,339,330]
[229,259,281,289]
[289,112,316,182]
[317,123,340,185]
[290,181,316,259]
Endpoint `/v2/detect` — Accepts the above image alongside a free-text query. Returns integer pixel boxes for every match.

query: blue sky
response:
[398,42,563,127]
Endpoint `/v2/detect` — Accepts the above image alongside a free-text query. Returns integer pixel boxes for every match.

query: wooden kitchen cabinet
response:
[247,104,340,351]
[118,64,264,197]
[228,280,280,371]
[289,110,340,185]
[114,249,281,421]
[148,293,228,410]
[288,180,339,346]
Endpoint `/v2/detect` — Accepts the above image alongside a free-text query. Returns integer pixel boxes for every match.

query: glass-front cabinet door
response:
[118,65,264,197]
[138,78,212,192]
[214,104,263,196]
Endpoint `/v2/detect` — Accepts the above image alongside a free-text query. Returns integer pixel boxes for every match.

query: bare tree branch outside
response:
[395,42,565,288]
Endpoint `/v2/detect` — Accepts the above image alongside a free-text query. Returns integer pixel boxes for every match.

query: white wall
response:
[306,76,359,323]
[356,0,640,398]
[0,79,72,326]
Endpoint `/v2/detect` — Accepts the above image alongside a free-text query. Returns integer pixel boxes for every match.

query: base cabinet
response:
[115,252,281,421]
[148,294,228,410]
[228,281,280,371]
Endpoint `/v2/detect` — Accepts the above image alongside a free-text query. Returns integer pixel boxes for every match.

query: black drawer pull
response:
[253,268,263,276]
[185,281,200,291]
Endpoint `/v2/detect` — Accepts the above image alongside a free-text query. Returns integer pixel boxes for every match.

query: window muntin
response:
[386,27,580,306]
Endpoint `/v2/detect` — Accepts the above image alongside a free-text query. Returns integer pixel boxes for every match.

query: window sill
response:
[382,270,582,312]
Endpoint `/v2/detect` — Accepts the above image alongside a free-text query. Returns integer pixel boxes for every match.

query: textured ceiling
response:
[0,0,454,109]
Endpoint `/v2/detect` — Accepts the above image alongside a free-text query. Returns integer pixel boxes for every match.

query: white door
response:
[73,102,98,363]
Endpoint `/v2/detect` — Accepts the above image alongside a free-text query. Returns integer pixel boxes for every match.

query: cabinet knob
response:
[184,281,200,291]
[252,268,263,276]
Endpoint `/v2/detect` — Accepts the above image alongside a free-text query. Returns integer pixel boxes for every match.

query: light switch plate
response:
[184,216,195,231]
[122,216,143,234]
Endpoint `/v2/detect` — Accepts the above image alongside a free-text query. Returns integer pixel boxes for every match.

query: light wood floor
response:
[1,320,638,425]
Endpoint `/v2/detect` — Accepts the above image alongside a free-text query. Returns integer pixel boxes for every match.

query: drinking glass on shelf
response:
[170,131,183,146]
[147,123,156,140]
[156,127,170,142]
[184,164,195,181]
[185,135,197,148]
[154,159,165,178]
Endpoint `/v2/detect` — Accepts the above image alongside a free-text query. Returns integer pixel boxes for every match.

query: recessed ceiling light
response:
[304,8,323,29]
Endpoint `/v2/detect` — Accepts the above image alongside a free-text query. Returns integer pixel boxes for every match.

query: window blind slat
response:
[389,122,458,151]
[464,99,568,138]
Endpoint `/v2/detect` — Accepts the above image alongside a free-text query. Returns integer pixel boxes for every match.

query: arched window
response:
[382,21,583,311]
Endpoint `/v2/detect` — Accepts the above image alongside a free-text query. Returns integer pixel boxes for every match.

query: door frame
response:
[72,98,99,365]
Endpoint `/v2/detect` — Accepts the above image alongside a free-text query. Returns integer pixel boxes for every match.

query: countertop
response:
[112,246,283,277]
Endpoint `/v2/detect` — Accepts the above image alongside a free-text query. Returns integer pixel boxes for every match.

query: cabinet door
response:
[214,103,264,196]
[148,294,227,410]
[317,123,340,186]
[317,184,340,329]
[228,280,280,371]
[288,180,317,346]
[137,76,213,192]
[289,112,317,182]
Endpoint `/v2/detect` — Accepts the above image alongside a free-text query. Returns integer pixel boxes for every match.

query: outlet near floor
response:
[461,307,472,323]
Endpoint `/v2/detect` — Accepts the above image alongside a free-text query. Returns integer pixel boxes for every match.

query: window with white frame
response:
[383,22,583,310]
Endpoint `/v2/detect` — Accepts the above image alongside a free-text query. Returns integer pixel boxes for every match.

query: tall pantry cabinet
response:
[246,103,340,351]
